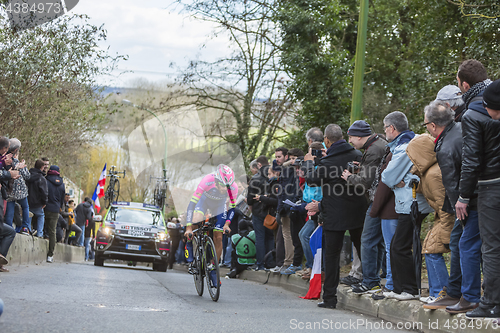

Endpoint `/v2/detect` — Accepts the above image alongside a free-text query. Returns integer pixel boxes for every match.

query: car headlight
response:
[157,232,167,241]
[101,227,111,235]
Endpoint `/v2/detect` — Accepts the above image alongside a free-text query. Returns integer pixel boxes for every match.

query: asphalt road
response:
[0,262,412,333]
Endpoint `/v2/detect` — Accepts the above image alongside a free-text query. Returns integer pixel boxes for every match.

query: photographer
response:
[4,139,31,234]
[303,124,367,309]
[341,121,388,294]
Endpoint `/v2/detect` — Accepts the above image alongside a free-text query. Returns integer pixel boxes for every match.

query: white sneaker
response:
[46,256,54,263]
[383,291,398,299]
[270,266,281,273]
[420,296,435,303]
[393,292,418,301]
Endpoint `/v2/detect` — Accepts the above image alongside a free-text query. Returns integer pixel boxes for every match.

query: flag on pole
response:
[92,164,107,213]
[300,225,323,299]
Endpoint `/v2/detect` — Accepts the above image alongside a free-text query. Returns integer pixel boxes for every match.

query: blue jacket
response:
[381,131,432,215]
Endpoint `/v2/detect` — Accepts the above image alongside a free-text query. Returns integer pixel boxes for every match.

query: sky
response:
[72,0,230,87]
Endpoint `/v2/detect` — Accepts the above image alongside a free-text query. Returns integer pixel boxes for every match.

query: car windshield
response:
[108,208,163,226]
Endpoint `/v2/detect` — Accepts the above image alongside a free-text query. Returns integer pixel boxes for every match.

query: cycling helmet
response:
[214,164,235,186]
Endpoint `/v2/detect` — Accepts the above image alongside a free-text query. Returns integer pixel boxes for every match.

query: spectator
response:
[303,124,367,309]
[227,218,256,278]
[60,193,71,234]
[255,162,280,271]
[26,159,48,237]
[41,157,50,176]
[0,187,16,273]
[369,149,398,294]
[341,120,387,294]
[275,147,300,274]
[286,155,306,275]
[435,85,465,122]
[283,148,304,167]
[406,133,455,302]
[381,111,432,301]
[458,74,500,319]
[4,138,31,234]
[422,100,481,312]
[298,141,324,279]
[305,127,324,146]
[74,197,94,247]
[45,165,66,263]
[84,206,95,261]
[66,200,82,245]
[249,160,259,175]
[247,153,272,271]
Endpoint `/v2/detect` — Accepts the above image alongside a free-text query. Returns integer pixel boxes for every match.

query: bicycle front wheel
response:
[204,236,220,302]
[193,239,204,296]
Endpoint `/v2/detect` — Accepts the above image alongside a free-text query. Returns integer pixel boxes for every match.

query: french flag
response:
[92,163,107,213]
[301,226,323,299]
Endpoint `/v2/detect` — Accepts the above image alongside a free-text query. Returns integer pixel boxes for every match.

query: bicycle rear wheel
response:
[193,239,204,296]
[112,179,120,203]
[204,236,220,302]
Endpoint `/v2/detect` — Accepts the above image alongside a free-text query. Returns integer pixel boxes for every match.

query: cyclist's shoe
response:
[188,262,198,275]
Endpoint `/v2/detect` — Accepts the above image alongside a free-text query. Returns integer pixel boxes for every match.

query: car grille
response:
[108,234,158,255]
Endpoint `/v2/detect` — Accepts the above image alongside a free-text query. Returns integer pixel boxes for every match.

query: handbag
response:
[263,214,278,230]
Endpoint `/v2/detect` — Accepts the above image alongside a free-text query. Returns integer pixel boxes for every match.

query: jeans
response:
[425,253,449,297]
[360,203,384,287]
[84,237,92,260]
[299,219,315,269]
[460,210,482,303]
[77,225,85,246]
[29,206,45,237]
[447,218,463,299]
[0,222,16,257]
[381,218,398,291]
[252,214,274,269]
[5,197,30,231]
[0,298,3,317]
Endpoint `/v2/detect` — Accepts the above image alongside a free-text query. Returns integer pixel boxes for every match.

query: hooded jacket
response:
[406,134,455,254]
[381,131,432,215]
[26,168,48,209]
[75,201,94,227]
[45,171,66,213]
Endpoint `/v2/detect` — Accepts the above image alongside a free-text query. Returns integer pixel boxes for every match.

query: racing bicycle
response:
[104,166,126,209]
[150,172,168,209]
[188,217,221,302]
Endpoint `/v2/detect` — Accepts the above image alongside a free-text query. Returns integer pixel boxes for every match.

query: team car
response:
[94,202,170,271]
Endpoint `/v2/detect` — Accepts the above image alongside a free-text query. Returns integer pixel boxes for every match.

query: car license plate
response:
[126,244,141,251]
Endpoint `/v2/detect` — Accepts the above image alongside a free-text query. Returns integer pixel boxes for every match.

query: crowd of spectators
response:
[167,59,500,319]
[0,137,95,270]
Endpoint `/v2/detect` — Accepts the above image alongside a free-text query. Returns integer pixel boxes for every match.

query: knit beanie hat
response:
[347,120,372,137]
[483,79,500,111]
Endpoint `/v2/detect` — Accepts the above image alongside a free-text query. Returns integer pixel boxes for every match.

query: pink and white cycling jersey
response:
[186,173,238,225]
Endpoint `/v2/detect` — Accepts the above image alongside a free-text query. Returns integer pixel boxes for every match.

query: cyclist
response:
[184,164,238,265]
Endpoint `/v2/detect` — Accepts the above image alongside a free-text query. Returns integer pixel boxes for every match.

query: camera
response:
[346,162,360,173]
[311,149,323,159]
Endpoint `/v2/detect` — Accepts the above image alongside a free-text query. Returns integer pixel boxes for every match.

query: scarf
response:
[462,79,492,107]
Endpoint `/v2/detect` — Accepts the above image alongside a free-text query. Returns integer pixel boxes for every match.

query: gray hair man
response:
[435,85,465,121]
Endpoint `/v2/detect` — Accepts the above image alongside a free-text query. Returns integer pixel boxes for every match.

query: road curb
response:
[6,233,84,266]
[173,264,498,333]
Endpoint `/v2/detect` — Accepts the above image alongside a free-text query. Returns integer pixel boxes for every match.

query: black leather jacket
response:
[459,91,500,201]
[435,122,462,213]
